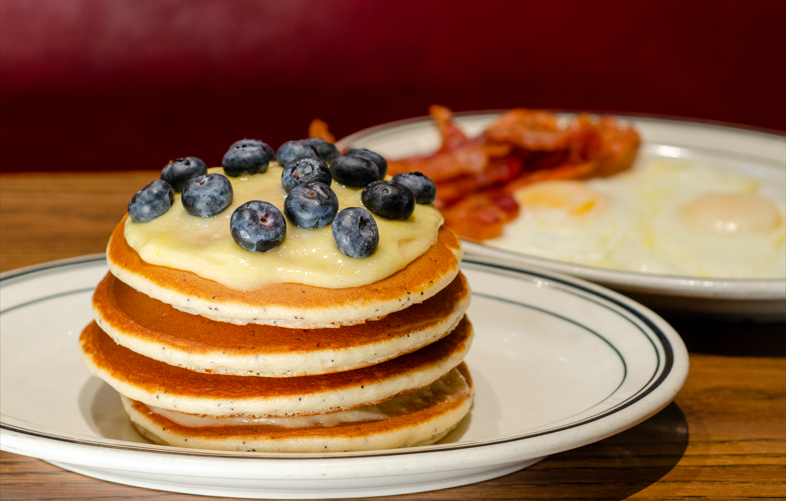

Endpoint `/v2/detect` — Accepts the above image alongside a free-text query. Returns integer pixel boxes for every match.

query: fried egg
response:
[487,159,786,279]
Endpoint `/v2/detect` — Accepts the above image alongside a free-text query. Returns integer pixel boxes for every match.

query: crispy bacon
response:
[388,107,520,184]
[442,191,519,241]
[314,106,639,241]
[485,109,572,151]
[308,119,336,143]
[430,104,469,153]
[388,141,488,182]
[592,117,641,177]
[434,156,523,208]
[388,105,488,181]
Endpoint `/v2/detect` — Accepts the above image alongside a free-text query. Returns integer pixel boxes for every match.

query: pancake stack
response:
[80,147,473,453]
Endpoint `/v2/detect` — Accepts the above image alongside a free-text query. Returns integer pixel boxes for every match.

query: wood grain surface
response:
[1,172,784,501]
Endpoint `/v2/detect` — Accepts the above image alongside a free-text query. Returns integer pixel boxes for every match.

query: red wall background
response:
[1,0,784,173]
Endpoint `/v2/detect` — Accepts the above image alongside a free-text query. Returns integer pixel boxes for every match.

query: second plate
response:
[337,112,786,320]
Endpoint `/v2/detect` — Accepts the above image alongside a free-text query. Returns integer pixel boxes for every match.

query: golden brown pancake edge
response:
[93,270,470,376]
[122,363,473,453]
[81,317,474,417]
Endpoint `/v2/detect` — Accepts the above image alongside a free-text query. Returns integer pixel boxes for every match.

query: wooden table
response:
[1,172,784,500]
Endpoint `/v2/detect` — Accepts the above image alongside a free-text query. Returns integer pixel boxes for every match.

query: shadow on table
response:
[390,402,688,501]
[520,403,689,499]
[384,403,689,500]
[666,319,786,358]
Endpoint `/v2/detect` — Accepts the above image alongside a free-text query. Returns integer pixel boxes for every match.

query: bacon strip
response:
[485,109,572,151]
[389,107,640,241]
[442,191,519,242]
[308,119,336,143]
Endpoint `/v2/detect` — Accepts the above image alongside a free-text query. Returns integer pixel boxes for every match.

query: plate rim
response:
[1,255,688,479]
[337,109,786,153]
[336,111,786,303]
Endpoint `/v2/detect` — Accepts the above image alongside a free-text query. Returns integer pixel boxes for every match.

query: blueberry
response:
[304,138,339,161]
[230,139,274,159]
[128,180,174,222]
[161,157,207,191]
[222,142,272,177]
[391,172,437,204]
[284,182,339,229]
[330,155,379,187]
[281,157,332,193]
[332,207,379,258]
[343,148,387,179]
[230,201,287,252]
[276,140,319,166]
[181,174,233,217]
[361,180,415,220]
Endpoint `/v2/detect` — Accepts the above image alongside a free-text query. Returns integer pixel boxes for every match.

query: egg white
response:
[487,159,786,279]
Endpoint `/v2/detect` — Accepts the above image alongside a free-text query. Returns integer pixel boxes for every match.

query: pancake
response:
[122,363,473,453]
[93,271,471,377]
[107,219,463,328]
[80,317,473,417]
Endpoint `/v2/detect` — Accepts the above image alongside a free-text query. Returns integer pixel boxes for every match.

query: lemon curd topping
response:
[124,166,443,290]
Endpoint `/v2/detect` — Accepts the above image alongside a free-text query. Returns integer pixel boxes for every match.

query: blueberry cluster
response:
[275,143,402,257]
[126,137,437,260]
[128,155,217,222]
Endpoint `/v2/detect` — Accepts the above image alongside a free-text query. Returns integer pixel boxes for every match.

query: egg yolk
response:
[679,192,783,235]
[514,180,610,220]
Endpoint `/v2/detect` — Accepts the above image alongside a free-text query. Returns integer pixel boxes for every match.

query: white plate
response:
[0,256,688,499]
[337,113,786,320]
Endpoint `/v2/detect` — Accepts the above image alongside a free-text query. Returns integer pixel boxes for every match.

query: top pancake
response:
[107,218,463,328]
